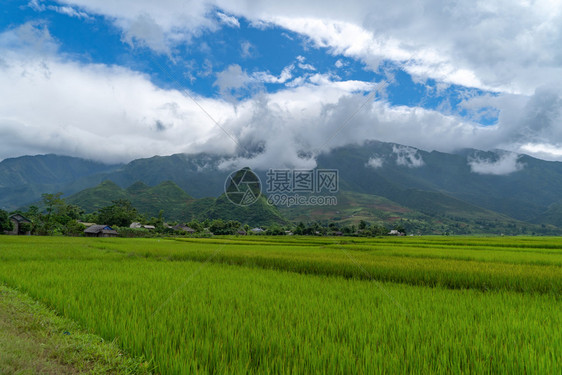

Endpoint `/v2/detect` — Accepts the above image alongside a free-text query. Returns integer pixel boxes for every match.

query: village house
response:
[5,214,32,235]
[173,224,196,234]
[84,225,118,237]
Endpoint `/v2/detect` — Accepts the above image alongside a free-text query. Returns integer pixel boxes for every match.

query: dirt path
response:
[0,284,153,374]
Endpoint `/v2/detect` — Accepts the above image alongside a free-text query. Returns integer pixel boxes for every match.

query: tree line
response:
[1,193,407,237]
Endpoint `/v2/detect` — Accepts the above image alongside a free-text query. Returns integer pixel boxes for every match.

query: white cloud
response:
[47,5,91,20]
[366,157,384,169]
[217,12,240,28]
[55,0,216,53]
[240,41,254,58]
[520,143,562,161]
[28,0,45,12]
[298,63,316,71]
[468,152,525,175]
[0,22,58,56]
[0,25,525,169]
[123,13,169,53]
[0,25,236,163]
[213,64,252,99]
[392,145,424,168]
[51,0,562,96]
[253,65,294,84]
[213,63,297,99]
[4,13,562,167]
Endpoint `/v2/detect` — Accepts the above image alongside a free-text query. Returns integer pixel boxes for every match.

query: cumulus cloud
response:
[33,0,562,161]
[0,23,517,169]
[459,86,562,160]
[334,59,345,68]
[392,145,424,168]
[0,21,58,56]
[4,9,562,168]
[0,25,236,163]
[213,64,252,99]
[50,0,562,95]
[254,65,294,84]
[468,152,525,175]
[122,13,169,53]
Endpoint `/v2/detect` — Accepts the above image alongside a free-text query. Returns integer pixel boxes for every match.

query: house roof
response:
[84,224,114,234]
[173,224,195,232]
[10,214,31,223]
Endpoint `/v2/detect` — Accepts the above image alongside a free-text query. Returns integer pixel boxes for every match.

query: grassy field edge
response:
[0,283,155,374]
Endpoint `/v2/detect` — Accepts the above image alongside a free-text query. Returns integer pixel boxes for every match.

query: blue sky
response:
[3,0,482,112]
[1,0,561,170]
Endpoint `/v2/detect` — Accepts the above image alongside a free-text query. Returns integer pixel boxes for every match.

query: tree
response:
[0,209,13,233]
[187,220,203,232]
[266,224,284,235]
[97,199,138,227]
[209,219,241,235]
[293,222,306,235]
[61,220,86,236]
[359,220,368,231]
[42,192,65,231]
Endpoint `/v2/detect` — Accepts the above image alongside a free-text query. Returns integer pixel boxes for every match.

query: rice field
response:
[0,236,561,373]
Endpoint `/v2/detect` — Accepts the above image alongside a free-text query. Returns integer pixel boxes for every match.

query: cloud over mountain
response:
[468,152,525,175]
[1,1,562,165]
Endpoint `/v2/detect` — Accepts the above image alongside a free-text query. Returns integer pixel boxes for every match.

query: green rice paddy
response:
[0,236,560,373]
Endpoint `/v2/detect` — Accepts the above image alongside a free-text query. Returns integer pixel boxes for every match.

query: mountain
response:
[316,141,562,224]
[536,201,562,228]
[102,153,227,198]
[2,140,562,233]
[0,154,120,210]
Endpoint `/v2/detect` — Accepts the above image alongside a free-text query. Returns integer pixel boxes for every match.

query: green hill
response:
[66,180,127,212]
[67,179,287,226]
[67,180,193,220]
[126,180,194,219]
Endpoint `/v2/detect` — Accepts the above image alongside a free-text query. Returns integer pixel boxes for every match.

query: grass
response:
[0,236,561,373]
[0,284,154,374]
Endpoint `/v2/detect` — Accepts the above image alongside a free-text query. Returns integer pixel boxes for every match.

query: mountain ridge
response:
[2,140,561,232]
